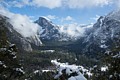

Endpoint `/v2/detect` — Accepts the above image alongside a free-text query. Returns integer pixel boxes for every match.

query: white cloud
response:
[9,0,30,8]
[59,22,93,38]
[46,15,57,20]
[31,0,62,9]
[66,0,112,8]
[0,6,13,17]
[60,23,85,37]
[8,0,62,9]
[2,0,116,9]
[0,6,40,37]
[115,0,120,8]
[65,16,73,21]
[10,14,40,37]
[61,16,74,23]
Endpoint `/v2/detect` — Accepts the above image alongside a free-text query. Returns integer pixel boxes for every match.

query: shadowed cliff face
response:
[80,10,120,55]
[0,15,42,52]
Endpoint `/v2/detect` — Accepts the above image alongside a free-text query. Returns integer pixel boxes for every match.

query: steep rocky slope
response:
[35,17,60,41]
[67,9,120,56]
[0,14,42,51]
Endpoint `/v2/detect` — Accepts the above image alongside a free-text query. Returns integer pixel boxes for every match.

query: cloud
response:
[64,16,73,21]
[2,0,116,9]
[10,14,40,37]
[115,0,120,8]
[0,6,13,17]
[46,15,58,20]
[0,6,40,37]
[8,0,30,8]
[7,0,62,9]
[66,0,112,9]
[31,0,62,9]
[61,16,74,23]
[60,23,93,38]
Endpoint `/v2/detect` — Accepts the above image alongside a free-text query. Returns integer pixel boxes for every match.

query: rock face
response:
[35,17,60,41]
[93,11,119,45]
[0,15,42,51]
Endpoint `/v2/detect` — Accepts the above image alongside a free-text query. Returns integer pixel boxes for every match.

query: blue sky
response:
[0,0,119,25]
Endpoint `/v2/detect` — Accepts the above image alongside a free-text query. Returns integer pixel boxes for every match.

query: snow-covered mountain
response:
[0,14,42,51]
[35,17,61,41]
[80,9,120,54]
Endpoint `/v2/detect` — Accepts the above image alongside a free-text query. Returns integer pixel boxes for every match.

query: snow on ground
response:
[41,50,55,53]
[68,74,86,80]
[15,68,25,74]
[34,70,40,74]
[0,61,3,65]
[34,69,54,74]
[51,59,92,80]
[42,69,54,73]
[101,66,108,71]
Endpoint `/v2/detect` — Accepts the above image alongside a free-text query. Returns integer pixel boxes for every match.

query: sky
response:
[0,0,120,37]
